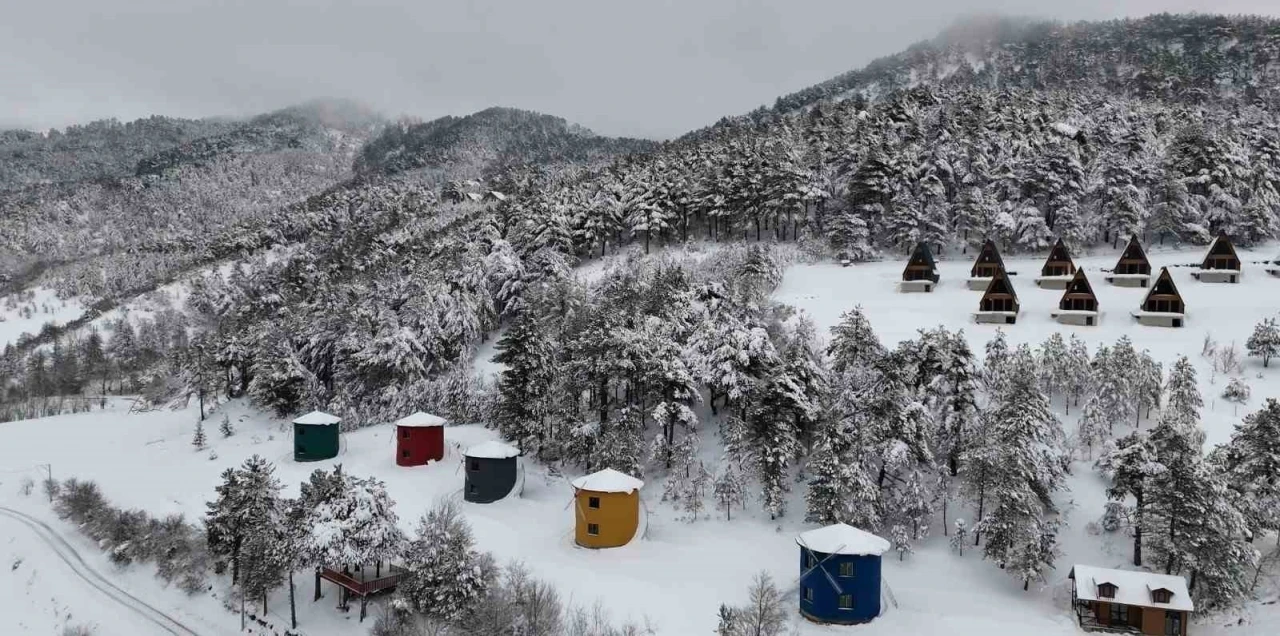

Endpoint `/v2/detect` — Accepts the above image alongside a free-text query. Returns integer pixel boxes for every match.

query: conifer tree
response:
[1246,318,1280,368]
[1217,399,1280,541]
[1096,432,1160,566]
[192,420,207,451]
[396,500,493,621]
[713,462,748,521]
[827,307,884,373]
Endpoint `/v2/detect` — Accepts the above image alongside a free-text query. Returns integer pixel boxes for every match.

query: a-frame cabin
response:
[1192,233,1242,283]
[1105,236,1152,287]
[974,269,1019,324]
[1036,238,1078,289]
[1051,270,1100,326]
[901,242,940,292]
[968,239,1007,290]
[1132,268,1185,328]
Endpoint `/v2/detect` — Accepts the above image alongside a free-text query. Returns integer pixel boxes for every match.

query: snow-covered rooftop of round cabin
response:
[395,411,446,428]
[570,468,644,493]
[292,411,341,426]
[796,523,891,557]
[465,440,520,459]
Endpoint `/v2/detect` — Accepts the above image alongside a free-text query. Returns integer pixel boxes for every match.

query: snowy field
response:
[0,287,85,348]
[0,242,1278,635]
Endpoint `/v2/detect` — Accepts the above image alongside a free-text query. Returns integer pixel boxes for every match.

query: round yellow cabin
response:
[571,468,644,549]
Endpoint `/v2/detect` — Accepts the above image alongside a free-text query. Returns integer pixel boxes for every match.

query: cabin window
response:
[588,496,601,509]
[802,587,813,602]
[469,460,479,471]
[401,429,410,438]
[587,523,600,536]
[838,562,855,577]
[838,594,854,610]
[468,484,477,494]
[297,428,305,436]
[401,450,410,459]
[1109,603,1128,624]
[1152,589,1172,604]
[1097,583,1116,599]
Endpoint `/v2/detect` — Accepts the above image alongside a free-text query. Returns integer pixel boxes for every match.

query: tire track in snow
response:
[0,506,207,636]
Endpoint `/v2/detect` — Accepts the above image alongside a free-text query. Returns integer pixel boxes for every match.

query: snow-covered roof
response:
[571,468,644,493]
[795,523,890,557]
[293,410,341,425]
[488,190,507,201]
[465,192,484,202]
[465,440,520,459]
[1071,565,1194,612]
[395,411,446,428]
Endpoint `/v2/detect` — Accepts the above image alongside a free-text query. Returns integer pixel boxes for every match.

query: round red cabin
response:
[395,412,446,466]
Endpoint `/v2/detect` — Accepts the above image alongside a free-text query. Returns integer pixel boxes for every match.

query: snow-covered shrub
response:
[61,625,95,636]
[18,476,33,496]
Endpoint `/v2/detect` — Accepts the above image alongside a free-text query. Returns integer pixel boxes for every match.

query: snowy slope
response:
[0,287,86,348]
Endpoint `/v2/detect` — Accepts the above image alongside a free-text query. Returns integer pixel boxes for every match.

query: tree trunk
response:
[290,571,297,629]
[314,568,322,602]
[1133,491,1144,567]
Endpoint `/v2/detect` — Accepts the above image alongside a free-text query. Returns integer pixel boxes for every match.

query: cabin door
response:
[1164,611,1182,635]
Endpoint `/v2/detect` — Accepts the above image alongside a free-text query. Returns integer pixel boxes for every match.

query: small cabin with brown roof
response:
[1036,238,1077,289]
[1051,270,1099,326]
[1192,233,1242,283]
[901,242,940,292]
[1069,565,1192,635]
[1105,236,1153,288]
[968,240,1007,290]
[1132,268,1185,328]
[974,269,1019,324]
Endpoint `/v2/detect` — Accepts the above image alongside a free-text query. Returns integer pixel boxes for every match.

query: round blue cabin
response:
[796,523,890,625]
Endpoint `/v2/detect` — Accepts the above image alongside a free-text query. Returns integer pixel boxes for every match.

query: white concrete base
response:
[1131,311,1185,328]
[900,280,936,293]
[974,311,1018,325]
[1051,310,1099,326]
[967,277,993,291]
[1035,275,1073,289]
[1191,269,1240,283]
[1265,266,1279,277]
[1105,274,1150,288]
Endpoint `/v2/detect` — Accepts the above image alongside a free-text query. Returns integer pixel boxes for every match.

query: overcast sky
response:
[3,1,1278,139]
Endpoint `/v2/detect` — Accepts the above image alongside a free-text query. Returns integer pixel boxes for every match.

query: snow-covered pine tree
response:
[1063,335,1092,415]
[891,524,913,561]
[205,455,282,583]
[493,310,555,455]
[971,347,1067,589]
[713,462,748,521]
[1136,352,1163,423]
[940,330,979,476]
[396,500,494,621]
[219,413,234,438]
[1217,399,1280,543]
[1037,333,1068,404]
[982,329,1011,393]
[1095,432,1160,566]
[192,420,207,450]
[1163,355,1204,442]
[827,307,884,373]
[302,471,405,573]
[1222,378,1251,414]
[1245,317,1280,368]
[950,519,969,556]
[805,374,880,529]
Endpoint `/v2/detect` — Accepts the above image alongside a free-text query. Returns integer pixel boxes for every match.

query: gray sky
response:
[3,1,1278,139]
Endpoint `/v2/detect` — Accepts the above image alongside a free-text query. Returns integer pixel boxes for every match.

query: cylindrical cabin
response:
[464,441,520,503]
[293,411,341,462]
[395,411,446,467]
[796,524,890,625]
[571,469,644,549]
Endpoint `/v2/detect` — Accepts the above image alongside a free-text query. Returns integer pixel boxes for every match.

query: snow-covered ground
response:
[1,242,1277,635]
[0,287,85,348]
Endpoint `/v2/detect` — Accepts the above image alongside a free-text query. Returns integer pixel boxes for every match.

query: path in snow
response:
[0,506,208,636]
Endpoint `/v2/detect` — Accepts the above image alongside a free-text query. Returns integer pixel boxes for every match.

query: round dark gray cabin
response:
[464,453,519,503]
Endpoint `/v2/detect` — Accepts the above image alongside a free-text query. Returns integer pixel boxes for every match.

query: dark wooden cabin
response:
[901,242,940,292]
[1193,233,1242,283]
[903,242,940,282]
[1053,270,1100,326]
[970,239,1006,279]
[1134,268,1185,327]
[1106,236,1152,287]
[1041,238,1077,277]
[976,269,1019,324]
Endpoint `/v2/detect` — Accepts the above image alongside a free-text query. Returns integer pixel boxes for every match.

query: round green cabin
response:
[293,411,341,462]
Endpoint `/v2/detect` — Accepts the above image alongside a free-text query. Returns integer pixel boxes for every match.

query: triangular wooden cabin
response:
[1035,238,1078,289]
[900,242,940,292]
[1105,236,1152,287]
[974,269,1019,324]
[1052,270,1100,326]
[1192,233,1242,283]
[1132,268,1185,328]
[968,239,1007,290]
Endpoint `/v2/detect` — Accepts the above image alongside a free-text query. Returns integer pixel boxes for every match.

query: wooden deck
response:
[314,564,409,621]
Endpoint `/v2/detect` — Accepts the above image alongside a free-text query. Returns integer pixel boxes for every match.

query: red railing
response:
[319,565,409,596]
